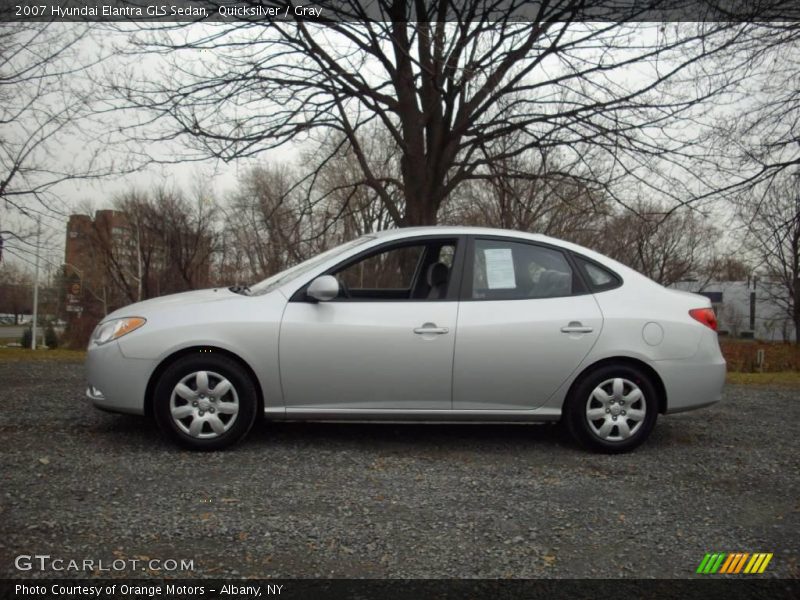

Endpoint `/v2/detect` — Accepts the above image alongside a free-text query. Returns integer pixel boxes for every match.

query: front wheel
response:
[565,364,659,453]
[153,354,258,450]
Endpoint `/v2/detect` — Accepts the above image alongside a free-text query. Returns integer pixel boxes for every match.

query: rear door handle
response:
[561,321,593,334]
[414,323,449,335]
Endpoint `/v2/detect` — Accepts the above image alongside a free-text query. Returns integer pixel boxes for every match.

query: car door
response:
[453,236,603,410]
[279,237,463,411]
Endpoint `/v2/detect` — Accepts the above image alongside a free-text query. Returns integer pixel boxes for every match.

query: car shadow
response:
[95,412,574,453]
[245,418,572,452]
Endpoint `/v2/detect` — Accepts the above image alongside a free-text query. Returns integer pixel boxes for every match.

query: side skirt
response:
[263,407,561,423]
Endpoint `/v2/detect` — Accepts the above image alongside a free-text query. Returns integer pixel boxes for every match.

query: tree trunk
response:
[794,276,800,345]
[402,188,440,227]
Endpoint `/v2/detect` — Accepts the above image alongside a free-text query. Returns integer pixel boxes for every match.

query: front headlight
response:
[91,317,146,345]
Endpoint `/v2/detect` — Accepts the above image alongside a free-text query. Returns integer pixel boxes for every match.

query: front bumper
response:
[85,341,154,415]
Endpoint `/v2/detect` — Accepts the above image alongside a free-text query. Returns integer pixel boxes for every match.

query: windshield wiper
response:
[228,285,252,296]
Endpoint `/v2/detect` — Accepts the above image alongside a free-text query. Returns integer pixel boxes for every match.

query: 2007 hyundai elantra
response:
[86,226,725,453]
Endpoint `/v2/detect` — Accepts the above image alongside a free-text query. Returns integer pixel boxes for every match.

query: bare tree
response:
[739,173,800,343]
[597,202,719,287]
[309,129,399,241]
[0,22,113,217]
[148,187,216,295]
[221,164,307,283]
[0,261,31,323]
[218,148,400,287]
[440,147,611,247]
[0,218,39,267]
[702,22,800,199]
[701,255,752,284]
[111,3,755,227]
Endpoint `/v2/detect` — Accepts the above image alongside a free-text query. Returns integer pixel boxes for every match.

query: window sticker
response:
[484,248,516,289]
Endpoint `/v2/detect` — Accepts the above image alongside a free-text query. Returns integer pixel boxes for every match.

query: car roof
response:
[368,226,586,255]
[370,226,549,243]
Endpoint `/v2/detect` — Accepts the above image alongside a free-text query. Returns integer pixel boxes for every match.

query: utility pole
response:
[31,216,41,350]
[137,220,143,301]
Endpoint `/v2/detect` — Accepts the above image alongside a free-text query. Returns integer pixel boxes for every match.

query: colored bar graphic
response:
[720,553,736,574]
[727,553,743,574]
[697,552,773,574]
[758,553,773,573]
[710,553,726,573]
[703,553,719,573]
[734,553,749,573]
[744,554,760,574]
[727,553,740,574]
[696,554,712,574]
[719,553,736,573]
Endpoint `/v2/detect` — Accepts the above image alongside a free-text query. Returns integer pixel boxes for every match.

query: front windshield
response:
[249,236,374,296]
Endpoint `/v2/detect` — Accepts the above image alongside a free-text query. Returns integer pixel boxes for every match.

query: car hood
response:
[104,288,249,321]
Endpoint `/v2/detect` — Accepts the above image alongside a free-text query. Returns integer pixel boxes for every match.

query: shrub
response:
[45,325,59,349]
[20,327,32,349]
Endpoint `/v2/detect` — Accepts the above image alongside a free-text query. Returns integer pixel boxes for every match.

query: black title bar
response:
[3,579,800,600]
[1,0,800,23]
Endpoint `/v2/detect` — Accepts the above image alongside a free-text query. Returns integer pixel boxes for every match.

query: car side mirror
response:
[307,275,339,302]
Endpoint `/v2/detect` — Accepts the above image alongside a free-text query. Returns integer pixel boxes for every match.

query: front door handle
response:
[414,322,449,335]
[561,321,593,334]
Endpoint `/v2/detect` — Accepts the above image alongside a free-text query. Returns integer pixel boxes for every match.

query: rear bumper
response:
[656,332,726,414]
[85,341,154,415]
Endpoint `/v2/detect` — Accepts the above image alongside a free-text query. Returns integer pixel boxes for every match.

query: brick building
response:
[63,209,212,344]
[64,210,132,322]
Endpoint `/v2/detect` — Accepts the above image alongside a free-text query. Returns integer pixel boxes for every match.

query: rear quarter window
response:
[573,255,622,292]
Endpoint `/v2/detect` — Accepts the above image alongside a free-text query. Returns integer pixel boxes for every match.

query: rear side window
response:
[574,255,622,292]
[471,239,575,300]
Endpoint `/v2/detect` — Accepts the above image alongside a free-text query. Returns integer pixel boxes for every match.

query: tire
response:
[564,364,659,453]
[153,353,258,450]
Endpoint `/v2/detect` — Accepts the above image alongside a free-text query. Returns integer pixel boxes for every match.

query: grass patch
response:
[726,371,800,387]
[0,346,797,387]
[0,347,86,363]
[719,340,800,372]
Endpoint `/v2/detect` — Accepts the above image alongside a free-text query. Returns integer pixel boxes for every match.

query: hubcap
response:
[169,370,239,439]
[585,378,646,442]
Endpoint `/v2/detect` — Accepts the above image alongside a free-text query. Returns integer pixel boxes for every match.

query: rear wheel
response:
[565,364,658,453]
[153,354,258,450]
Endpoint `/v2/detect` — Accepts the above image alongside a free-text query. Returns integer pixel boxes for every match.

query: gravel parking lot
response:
[1,359,798,579]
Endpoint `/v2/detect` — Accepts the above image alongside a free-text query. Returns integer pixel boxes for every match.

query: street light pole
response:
[31,216,41,350]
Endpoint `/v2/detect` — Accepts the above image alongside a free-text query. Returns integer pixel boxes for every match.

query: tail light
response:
[689,308,718,331]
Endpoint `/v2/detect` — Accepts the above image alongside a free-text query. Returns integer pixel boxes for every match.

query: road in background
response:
[0,326,24,340]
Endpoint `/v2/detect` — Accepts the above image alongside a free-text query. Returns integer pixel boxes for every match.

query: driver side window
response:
[331,240,457,301]
[337,245,424,291]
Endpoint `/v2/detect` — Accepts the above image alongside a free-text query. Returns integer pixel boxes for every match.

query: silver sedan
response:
[86,227,725,452]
